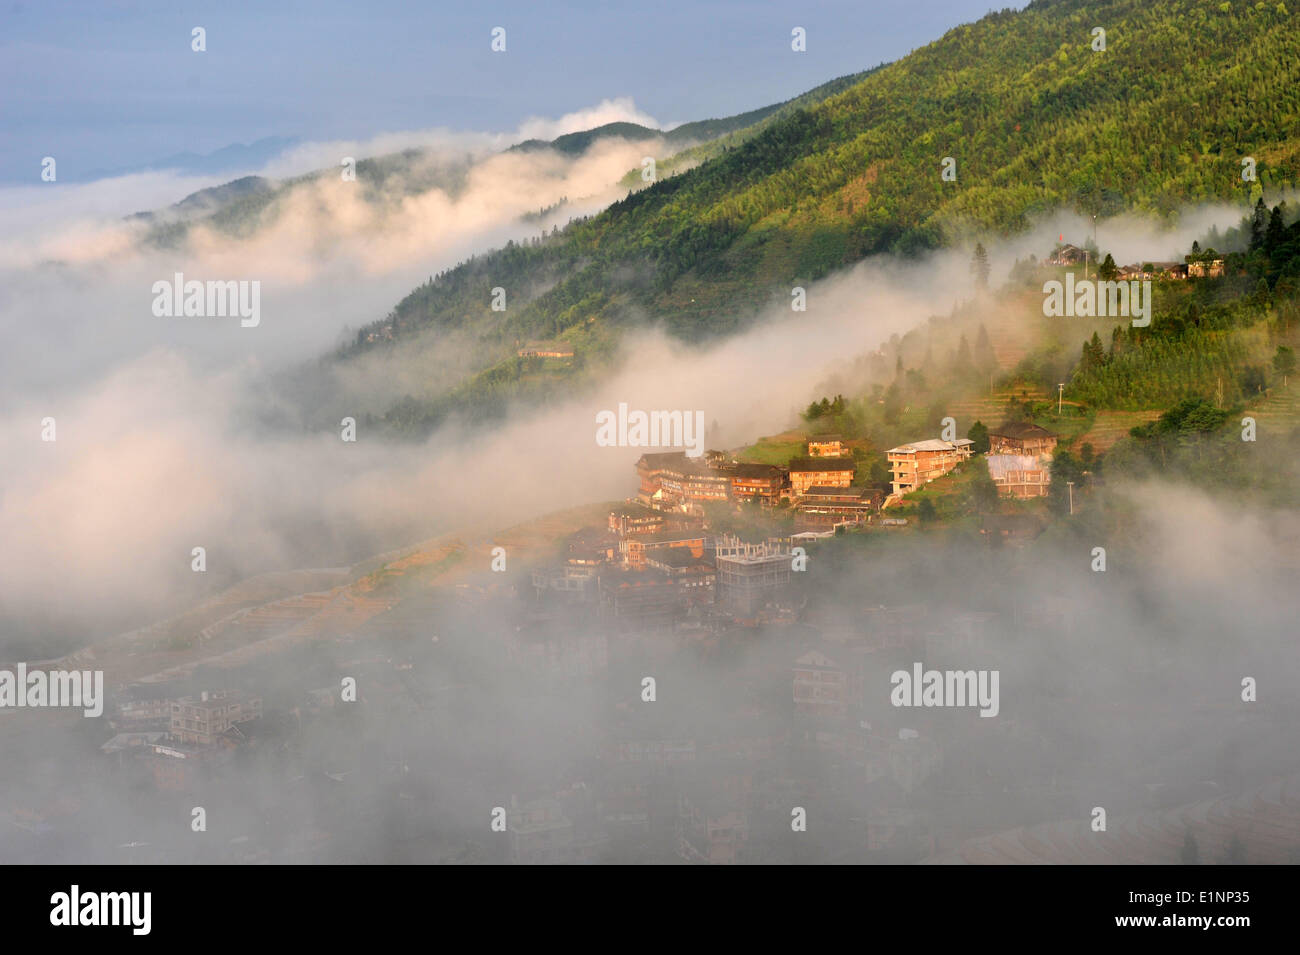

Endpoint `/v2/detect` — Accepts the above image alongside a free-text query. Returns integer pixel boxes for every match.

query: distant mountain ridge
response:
[129,79,860,249]
[82,135,299,183]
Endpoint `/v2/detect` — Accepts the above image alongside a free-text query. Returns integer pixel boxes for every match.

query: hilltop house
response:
[885,439,973,497]
[1049,244,1087,266]
[806,434,844,457]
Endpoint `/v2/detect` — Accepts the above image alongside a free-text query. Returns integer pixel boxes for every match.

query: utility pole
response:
[1057,383,1065,416]
[1066,480,1075,516]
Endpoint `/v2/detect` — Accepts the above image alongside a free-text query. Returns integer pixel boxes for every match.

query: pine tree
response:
[955,334,973,371]
[1090,331,1107,368]
[1265,205,1285,255]
[1250,197,1268,251]
[971,242,990,290]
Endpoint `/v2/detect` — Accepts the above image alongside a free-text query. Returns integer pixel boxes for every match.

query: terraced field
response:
[1076,409,1162,453]
[1246,385,1300,434]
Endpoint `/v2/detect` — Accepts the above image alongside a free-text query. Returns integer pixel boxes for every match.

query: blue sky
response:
[2,0,1012,182]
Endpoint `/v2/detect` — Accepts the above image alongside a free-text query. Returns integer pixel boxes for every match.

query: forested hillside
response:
[327,0,1300,436]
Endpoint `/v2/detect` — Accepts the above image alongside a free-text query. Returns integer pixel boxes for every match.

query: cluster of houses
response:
[528,420,1066,634]
[529,436,892,631]
[882,421,1059,504]
[635,435,879,528]
[531,515,803,629]
[1050,242,1225,280]
[102,689,265,790]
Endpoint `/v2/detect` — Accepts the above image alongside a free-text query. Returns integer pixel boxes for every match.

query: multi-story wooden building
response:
[987,421,1058,457]
[635,452,730,512]
[885,439,973,496]
[787,456,856,495]
[608,502,666,537]
[643,549,716,606]
[795,485,881,525]
[728,462,789,504]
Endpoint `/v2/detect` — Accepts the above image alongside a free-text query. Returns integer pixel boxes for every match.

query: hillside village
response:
[8,221,1299,865]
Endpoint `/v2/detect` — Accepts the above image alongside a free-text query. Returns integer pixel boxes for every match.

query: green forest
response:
[315,0,1300,436]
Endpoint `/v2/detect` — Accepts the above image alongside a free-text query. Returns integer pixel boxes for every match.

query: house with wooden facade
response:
[787,456,856,495]
[608,502,666,537]
[635,452,730,512]
[795,485,881,526]
[1186,257,1226,278]
[1049,244,1087,266]
[806,434,844,457]
[987,421,1058,456]
[728,462,789,504]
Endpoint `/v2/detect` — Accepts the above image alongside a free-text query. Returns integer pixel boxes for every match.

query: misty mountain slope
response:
[325,0,1300,437]
[133,78,868,251]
